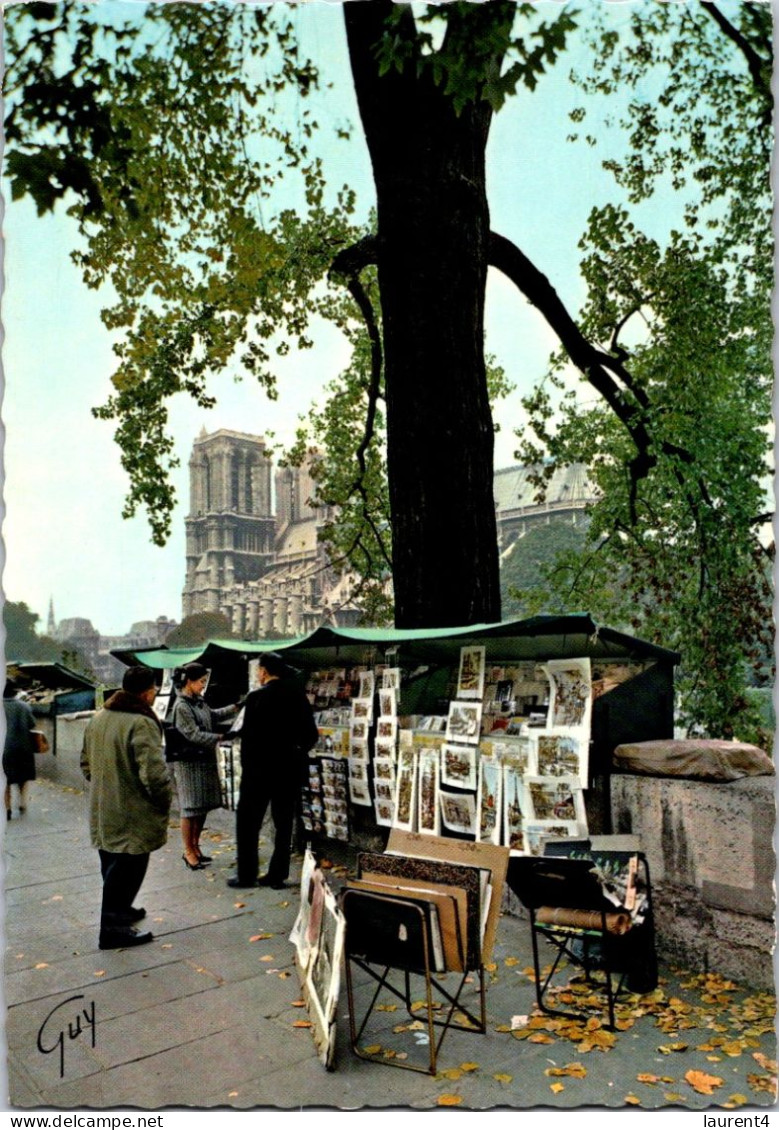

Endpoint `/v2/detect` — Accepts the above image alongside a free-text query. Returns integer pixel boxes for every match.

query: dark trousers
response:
[99,849,149,931]
[235,779,295,883]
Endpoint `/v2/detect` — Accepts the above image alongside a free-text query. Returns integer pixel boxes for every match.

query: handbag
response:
[31,730,50,754]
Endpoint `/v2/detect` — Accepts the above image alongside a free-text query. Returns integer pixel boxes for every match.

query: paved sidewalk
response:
[3,778,776,1112]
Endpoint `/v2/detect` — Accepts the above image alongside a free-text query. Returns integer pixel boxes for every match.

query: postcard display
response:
[301,651,592,857]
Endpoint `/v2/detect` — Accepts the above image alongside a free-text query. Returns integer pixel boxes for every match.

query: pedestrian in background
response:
[227,652,318,890]
[3,679,37,820]
[81,666,172,950]
[169,662,240,870]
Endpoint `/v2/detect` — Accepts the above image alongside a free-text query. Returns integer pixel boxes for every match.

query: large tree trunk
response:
[345,1,507,629]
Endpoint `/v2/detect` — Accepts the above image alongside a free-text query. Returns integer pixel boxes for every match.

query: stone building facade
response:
[181,429,597,638]
[182,429,361,637]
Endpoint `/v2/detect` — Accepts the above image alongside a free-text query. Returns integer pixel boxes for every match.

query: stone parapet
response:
[610,773,776,989]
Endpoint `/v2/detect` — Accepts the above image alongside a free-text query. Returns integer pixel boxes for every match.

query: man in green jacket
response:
[81,666,172,949]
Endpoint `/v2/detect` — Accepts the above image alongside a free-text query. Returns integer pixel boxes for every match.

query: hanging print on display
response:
[440,743,477,790]
[378,688,397,718]
[456,645,486,700]
[439,789,477,836]
[476,757,503,845]
[523,775,587,826]
[543,658,592,729]
[392,753,417,831]
[535,733,582,779]
[417,748,440,835]
[445,701,483,745]
[503,763,527,855]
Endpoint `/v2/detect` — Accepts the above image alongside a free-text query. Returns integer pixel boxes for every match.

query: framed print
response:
[439,789,477,836]
[524,775,587,827]
[348,758,367,781]
[417,748,440,836]
[373,758,396,781]
[457,645,486,700]
[440,743,477,790]
[374,778,395,802]
[477,757,503,845]
[378,688,397,718]
[445,700,482,745]
[503,763,527,856]
[392,754,417,831]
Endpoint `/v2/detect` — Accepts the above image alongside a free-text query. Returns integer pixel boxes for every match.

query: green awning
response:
[111,614,680,672]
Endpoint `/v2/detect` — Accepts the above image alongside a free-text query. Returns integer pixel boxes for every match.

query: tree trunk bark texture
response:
[344,2,505,629]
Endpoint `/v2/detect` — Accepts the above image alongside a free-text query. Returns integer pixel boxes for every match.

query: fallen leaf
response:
[546,1063,587,1078]
[292,1020,313,1029]
[684,1069,723,1095]
[439,1069,462,1081]
[459,1062,479,1073]
[528,1033,556,1044]
[720,1041,744,1057]
[34,963,49,970]
[549,1083,564,1094]
[375,1004,398,1012]
[362,1044,382,1054]
[250,933,274,942]
[484,962,497,973]
[259,955,274,962]
[228,1091,238,1098]
[726,1094,749,1107]
[292,1000,306,1007]
[753,1052,778,1073]
[437,1095,462,1106]
[747,1074,777,1096]
[624,1095,641,1106]
[395,1052,408,1061]
[658,1043,688,1054]
[504,957,519,967]
[664,1093,687,1103]
[637,1074,660,1085]
[161,944,173,949]
[93,970,106,977]
[493,1074,513,1084]
[233,902,246,908]
[278,971,291,979]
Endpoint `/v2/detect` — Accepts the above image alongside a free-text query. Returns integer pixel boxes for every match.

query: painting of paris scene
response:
[526,776,584,824]
[457,645,486,699]
[441,743,477,790]
[477,758,502,845]
[445,701,483,744]
[417,750,440,835]
[544,659,592,727]
[536,733,581,778]
[503,765,526,855]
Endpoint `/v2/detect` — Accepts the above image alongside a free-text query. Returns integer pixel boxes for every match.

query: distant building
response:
[493,463,594,552]
[52,615,178,686]
[181,429,597,637]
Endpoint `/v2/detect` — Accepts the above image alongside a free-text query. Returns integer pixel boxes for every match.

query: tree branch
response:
[701,2,773,114]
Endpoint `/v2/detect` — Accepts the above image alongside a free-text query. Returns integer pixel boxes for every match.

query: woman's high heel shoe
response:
[183,854,205,871]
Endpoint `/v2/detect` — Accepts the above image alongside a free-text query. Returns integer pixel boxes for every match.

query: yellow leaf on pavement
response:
[685,1069,723,1095]
[437,1095,462,1106]
[625,1095,641,1106]
[550,1083,564,1094]
[460,1062,479,1073]
[493,1074,513,1084]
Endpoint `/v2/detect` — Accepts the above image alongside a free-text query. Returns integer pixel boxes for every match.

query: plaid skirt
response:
[173,757,222,818]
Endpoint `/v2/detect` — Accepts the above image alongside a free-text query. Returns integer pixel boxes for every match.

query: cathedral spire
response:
[47,597,56,638]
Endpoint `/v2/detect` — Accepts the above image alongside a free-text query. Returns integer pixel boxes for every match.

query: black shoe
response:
[227,877,258,889]
[116,906,146,924]
[257,875,288,890]
[99,928,154,950]
[197,854,213,864]
[183,854,206,871]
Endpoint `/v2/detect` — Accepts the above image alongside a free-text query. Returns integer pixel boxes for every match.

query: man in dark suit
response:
[227,653,318,890]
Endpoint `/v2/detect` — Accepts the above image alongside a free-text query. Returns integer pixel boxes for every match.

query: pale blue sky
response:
[1,0,710,635]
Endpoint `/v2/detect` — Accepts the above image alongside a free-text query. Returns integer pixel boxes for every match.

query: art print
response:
[374,735,397,760]
[457,645,486,699]
[524,824,580,857]
[440,743,477,790]
[439,789,477,836]
[374,778,394,802]
[350,718,368,741]
[378,688,396,718]
[392,756,417,831]
[358,670,375,701]
[445,700,482,744]
[503,763,527,856]
[351,696,373,723]
[543,658,592,729]
[374,797,394,828]
[376,716,397,741]
[349,738,369,762]
[373,758,396,781]
[524,775,586,827]
[348,778,371,806]
[347,758,367,781]
[381,667,401,692]
[477,757,503,845]
[416,748,440,836]
[536,732,581,780]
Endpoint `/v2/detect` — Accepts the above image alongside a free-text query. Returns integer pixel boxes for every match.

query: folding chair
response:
[507,854,656,1031]
[342,887,485,1075]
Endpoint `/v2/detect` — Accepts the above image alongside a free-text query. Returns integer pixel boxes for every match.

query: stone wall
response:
[610,773,775,990]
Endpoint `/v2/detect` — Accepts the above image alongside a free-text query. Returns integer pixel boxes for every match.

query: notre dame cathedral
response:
[182,428,593,637]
